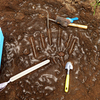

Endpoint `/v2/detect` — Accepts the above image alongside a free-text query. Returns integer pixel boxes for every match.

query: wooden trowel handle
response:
[68,23,88,29]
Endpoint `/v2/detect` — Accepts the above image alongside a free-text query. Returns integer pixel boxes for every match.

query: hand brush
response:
[49,15,88,29]
[0,59,50,91]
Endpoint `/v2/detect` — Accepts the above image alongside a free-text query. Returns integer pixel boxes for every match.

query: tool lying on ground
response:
[0,59,50,91]
[65,62,73,92]
[49,15,88,29]
[0,28,4,69]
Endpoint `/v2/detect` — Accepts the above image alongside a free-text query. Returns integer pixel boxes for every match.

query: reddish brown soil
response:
[0,0,100,100]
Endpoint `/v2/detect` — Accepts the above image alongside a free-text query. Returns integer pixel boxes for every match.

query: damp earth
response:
[0,0,100,100]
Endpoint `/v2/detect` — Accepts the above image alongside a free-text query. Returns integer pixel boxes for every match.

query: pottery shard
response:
[15,13,25,20]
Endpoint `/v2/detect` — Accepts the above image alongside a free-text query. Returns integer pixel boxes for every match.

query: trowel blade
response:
[65,62,73,70]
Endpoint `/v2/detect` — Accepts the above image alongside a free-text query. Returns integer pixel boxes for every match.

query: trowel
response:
[65,62,73,92]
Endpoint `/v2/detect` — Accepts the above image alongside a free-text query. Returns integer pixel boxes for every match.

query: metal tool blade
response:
[65,62,73,70]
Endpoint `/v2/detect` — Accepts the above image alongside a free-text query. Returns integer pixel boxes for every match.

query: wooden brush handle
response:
[10,60,50,82]
[68,23,88,29]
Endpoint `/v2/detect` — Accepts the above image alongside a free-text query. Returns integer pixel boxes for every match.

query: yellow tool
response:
[65,62,73,92]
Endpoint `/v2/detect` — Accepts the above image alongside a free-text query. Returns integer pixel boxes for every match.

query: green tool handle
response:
[65,74,69,92]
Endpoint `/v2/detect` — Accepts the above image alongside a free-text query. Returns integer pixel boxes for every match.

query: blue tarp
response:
[0,28,4,68]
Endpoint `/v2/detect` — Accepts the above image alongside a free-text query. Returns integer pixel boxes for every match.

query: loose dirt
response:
[0,0,100,100]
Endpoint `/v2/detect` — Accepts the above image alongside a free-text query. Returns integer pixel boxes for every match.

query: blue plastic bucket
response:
[0,28,4,68]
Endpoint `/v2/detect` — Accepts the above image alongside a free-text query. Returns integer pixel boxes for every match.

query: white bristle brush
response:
[0,59,50,91]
